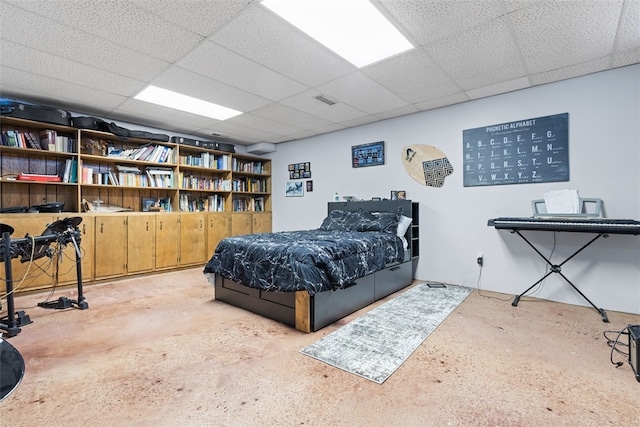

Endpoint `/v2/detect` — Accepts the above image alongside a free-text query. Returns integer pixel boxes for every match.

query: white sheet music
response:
[543,189,580,214]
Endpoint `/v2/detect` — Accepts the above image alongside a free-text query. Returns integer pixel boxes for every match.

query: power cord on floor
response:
[604,326,630,367]
[475,263,511,301]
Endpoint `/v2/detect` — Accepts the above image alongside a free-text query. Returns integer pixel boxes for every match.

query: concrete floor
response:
[2,267,639,426]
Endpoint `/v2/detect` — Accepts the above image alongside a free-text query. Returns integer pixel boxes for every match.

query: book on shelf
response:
[115,164,141,173]
[17,173,62,182]
[21,131,41,149]
[62,159,73,183]
[39,129,56,150]
[3,130,19,147]
[82,166,94,184]
[108,170,119,185]
[254,197,264,212]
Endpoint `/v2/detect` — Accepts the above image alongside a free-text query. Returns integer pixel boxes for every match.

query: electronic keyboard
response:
[488,217,640,235]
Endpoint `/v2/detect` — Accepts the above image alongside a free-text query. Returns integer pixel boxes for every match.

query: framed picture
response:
[141,197,157,212]
[285,181,304,197]
[390,191,406,200]
[352,141,385,168]
[289,162,312,179]
[306,180,313,192]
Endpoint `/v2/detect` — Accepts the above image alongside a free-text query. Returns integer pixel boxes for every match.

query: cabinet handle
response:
[82,224,86,234]
[389,266,401,271]
[200,220,203,229]
[160,221,163,231]
[146,221,149,231]
[100,223,103,233]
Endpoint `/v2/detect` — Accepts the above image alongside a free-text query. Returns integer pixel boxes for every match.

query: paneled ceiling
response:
[1,0,638,146]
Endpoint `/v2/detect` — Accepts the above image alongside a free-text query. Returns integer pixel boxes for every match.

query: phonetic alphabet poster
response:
[462,113,569,187]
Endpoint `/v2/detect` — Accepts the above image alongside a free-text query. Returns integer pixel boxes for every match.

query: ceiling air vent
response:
[314,94,338,106]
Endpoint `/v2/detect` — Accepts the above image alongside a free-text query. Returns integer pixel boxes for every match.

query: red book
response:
[17,173,62,182]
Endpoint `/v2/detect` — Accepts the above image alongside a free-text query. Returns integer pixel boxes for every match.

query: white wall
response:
[271,64,640,315]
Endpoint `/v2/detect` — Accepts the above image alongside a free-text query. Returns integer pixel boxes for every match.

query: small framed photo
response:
[306,180,313,192]
[141,197,157,212]
[390,191,406,200]
[285,181,304,197]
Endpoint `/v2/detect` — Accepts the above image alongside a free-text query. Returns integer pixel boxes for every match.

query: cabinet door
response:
[54,214,94,285]
[179,213,206,266]
[94,215,127,279]
[0,214,55,292]
[77,216,95,282]
[231,212,252,236]
[127,214,156,273]
[155,214,179,270]
[252,212,272,234]
[206,212,231,257]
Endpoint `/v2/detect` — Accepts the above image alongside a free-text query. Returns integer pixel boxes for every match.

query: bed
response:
[204,200,417,332]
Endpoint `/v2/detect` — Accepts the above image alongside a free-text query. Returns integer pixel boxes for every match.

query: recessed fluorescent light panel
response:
[134,86,242,120]
[262,0,413,68]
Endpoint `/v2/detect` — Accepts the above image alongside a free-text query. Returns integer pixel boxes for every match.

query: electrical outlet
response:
[476,254,484,266]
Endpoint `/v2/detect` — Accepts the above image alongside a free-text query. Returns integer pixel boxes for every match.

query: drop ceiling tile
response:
[0,68,127,113]
[0,2,170,81]
[284,123,346,141]
[465,77,530,100]
[613,49,640,68]
[425,17,526,90]
[509,1,622,73]
[339,115,381,130]
[250,103,335,131]
[150,66,272,113]
[111,99,224,136]
[414,92,470,112]
[209,3,355,87]
[363,48,461,103]
[177,41,307,101]
[1,41,145,96]
[616,0,640,52]
[373,105,420,121]
[227,113,306,136]
[6,0,203,62]
[529,58,611,86]
[280,89,369,123]
[201,120,276,144]
[316,72,409,115]
[378,0,506,45]
[130,0,253,37]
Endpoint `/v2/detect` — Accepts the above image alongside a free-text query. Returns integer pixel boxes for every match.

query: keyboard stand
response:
[510,229,609,323]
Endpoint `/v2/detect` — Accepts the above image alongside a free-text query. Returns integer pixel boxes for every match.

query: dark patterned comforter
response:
[204,229,405,294]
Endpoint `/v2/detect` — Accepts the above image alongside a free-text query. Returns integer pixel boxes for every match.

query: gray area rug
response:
[300,283,473,384]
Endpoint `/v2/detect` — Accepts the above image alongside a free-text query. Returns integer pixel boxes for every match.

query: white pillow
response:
[396,215,412,250]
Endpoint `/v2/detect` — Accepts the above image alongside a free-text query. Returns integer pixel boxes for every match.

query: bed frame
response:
[212,200,417,332]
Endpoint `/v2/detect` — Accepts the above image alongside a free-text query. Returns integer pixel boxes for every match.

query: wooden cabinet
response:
[94,214,127,279]
[76,216,95,282]
[206,212,231,257]
[0,214,56,292]
[231,212,252,236]
[155,214,179,270]
[252,212,272,234]
[179,212,206,266]
[127,214,156,273]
